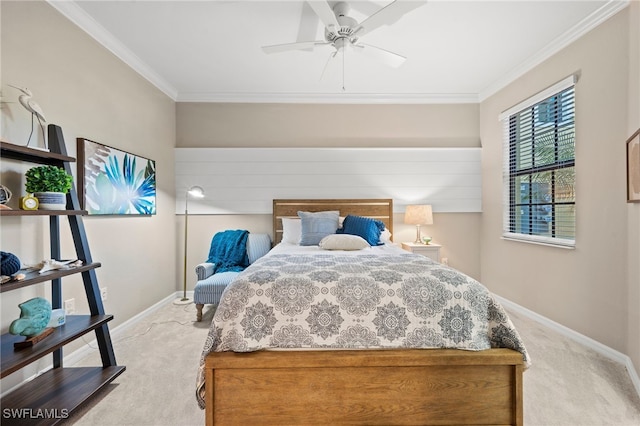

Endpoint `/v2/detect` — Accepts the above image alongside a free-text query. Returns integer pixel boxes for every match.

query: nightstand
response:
[401,242,442,262]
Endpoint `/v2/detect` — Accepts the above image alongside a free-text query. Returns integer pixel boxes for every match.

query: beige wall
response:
[480,5,638,371]
[177,103,480,148]
[627,0,640,373]
[176,102,483,280]
[0,0,176,387]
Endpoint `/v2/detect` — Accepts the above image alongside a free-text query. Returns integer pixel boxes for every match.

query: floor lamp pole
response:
[182,198,189,301]
[174,186,204,305]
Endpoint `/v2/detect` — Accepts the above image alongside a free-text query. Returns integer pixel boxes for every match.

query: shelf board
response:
[0,263,101,293]
[1,315,113,377]
[0,141,75,164]
[0,366,126,426]
[0,210,87,217]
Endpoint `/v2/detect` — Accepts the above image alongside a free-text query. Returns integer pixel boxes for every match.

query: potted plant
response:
[25,165,73,210]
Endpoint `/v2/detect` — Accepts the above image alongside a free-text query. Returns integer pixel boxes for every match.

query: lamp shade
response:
[187,186,205,198]
[404,205,433,225]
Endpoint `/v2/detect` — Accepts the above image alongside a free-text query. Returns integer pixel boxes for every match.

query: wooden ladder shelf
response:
[0,125,125,425]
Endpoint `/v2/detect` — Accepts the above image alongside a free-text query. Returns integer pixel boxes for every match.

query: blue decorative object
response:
[337,214,385,246]
[1,251,21,276]
[10,297,52,337]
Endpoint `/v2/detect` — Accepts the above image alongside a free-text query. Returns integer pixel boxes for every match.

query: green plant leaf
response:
[25,165,73,193]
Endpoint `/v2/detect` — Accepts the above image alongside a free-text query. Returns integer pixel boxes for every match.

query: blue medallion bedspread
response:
[196,246,530,408]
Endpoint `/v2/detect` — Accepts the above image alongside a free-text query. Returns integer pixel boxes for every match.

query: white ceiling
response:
[50,0,627,104]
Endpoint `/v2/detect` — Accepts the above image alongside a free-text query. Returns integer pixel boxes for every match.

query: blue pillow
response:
[337,215,385,246]
[298,211,340,246]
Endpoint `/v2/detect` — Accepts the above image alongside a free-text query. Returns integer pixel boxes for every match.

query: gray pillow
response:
[298,210,340,246]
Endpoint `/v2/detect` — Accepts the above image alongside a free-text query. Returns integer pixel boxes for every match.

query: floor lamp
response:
[174,185,205,305]
[404,204,433,244]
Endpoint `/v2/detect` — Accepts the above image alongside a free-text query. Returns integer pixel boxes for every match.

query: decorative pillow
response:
[319,234,370,251]
[380,228,392,243]
[281,218,302,244]
[337,214,385,246]
[298,210,340,246]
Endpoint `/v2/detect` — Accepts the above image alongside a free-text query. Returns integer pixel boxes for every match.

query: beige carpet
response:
[63,299,640,426]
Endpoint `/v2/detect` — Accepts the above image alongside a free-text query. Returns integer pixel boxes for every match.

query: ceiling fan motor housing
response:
[325,2,358,48]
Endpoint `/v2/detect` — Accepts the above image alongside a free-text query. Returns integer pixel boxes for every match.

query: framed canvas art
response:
[628,129,640,203]
[77,138,156,215]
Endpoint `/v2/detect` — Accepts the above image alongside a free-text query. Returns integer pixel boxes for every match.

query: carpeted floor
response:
[64,299,640,426]
[508,308,640,426]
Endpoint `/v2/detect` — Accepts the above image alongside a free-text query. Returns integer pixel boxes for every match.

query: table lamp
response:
[404,204,433,244]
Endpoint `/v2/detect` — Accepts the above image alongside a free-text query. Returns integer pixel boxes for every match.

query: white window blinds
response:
[501,76,576,248]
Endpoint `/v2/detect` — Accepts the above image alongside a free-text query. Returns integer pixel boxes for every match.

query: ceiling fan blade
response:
[354,42,406,68]
[296,2,320,51]
[262,40,329,54]
[348,0,385,17]
[354,0,426,37]
[306,1,339,32]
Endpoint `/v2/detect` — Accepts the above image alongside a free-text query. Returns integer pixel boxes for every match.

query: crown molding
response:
[47,0,178,100]
[478,0,630,102]
[175,92,479,104]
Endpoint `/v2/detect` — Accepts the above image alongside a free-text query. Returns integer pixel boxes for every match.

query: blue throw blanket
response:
[206,230,249,273]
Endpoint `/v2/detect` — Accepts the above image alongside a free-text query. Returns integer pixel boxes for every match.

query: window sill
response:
[501,235,575,250]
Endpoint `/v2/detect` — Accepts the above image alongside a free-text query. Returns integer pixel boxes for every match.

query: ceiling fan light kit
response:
[262,0,426,87]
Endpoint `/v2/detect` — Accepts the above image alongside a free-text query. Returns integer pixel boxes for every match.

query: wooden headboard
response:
[272,199,394,245]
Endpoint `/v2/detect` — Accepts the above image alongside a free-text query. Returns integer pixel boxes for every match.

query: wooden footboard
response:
[205,348,523,426]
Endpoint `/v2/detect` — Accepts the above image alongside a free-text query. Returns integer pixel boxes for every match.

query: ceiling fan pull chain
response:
[342,47,346,91]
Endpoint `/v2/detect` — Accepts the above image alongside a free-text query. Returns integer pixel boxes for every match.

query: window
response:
[500,76,576,247]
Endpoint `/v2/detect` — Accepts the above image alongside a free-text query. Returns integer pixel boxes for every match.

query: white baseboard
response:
[495,294,640,398]
[65,291,191,366]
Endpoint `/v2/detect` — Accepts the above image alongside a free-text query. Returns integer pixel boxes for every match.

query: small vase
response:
[34,192,67,210]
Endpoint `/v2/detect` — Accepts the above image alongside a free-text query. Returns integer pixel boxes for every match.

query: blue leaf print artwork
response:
[83,140,156,215]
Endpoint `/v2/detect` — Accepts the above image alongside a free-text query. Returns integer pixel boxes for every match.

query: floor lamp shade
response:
[174,186,205,305]
[404,204,433,244]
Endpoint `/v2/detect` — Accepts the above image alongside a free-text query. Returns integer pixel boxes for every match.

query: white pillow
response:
[281,218,302,244]
[319,234,370,251]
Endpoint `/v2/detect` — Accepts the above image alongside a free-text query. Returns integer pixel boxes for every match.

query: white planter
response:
[34,192,67,210]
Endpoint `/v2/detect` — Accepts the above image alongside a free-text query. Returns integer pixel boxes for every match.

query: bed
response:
[197,199,529,425]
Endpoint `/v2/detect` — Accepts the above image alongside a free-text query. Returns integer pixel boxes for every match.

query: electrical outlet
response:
[100,287,107,301]
[64,298,75,315]
[442,257,449,266]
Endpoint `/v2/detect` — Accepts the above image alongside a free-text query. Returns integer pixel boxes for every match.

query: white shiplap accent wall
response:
[175,148,481,214]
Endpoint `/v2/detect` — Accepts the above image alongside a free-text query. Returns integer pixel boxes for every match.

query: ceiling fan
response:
[261,1,426,83]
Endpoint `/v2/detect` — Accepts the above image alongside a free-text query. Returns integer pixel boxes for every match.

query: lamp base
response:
[173,297,191,305]
[414,225,422,244]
